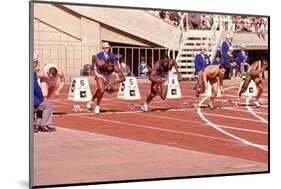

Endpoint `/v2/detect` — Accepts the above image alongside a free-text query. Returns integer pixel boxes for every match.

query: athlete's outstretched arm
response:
[149,62,162,83]
[55,69,65,96]
[91,55,98,76]
[111,65,125,85]
[172,59,182,80]
[202,71,208,91]
[218,74,224,92]
[250,62,266,77]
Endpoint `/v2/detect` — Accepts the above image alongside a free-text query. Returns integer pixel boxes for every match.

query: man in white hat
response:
[221,33,232,63]
[236,44,249,75]
[194,45,210,96]
[33,52,40,72]
[33,53,56,132]
[96,42,117,64]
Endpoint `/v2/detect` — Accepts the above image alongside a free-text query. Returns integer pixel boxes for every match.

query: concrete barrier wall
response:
[64,5,181,49]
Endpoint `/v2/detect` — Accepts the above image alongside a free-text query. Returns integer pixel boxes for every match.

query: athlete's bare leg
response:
[159,83,168,100]
[91,89,99,102]
[145,82,158,105]
[208,78,218,108]
[95,77,105,106]
[254,78,263,102]
[238,79,251,98]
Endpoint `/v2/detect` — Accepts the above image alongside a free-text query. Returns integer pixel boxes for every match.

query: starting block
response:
[117,77,141,100]
[239,76,257,97]
[128,103,143,110]
[167,75,182,99]
[68,77,92,102]
[182,102,197,108]
[73,105,81,112]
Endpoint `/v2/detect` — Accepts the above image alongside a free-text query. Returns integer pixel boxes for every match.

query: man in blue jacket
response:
[236,44,249,75]
[194,45,210,96]
[223,46,237,79]
[96,42,117,63]
[212,54,222,65]
[34,53,56,132]
[221,34,232,63]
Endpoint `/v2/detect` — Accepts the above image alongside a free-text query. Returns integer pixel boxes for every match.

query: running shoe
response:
[253,101,261,108]
[142,103,148,112]
[95,106,100,114]
[208,104,217,110]
[86,101,93,112]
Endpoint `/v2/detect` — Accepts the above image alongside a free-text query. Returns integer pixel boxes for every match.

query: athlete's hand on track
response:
[55,91,59,96]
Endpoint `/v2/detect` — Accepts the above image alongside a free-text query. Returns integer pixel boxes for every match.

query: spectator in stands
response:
[119,57,131,76]
[194,45,210,92]
[171,12,181,25]
[202,14,213,30]
[164,11,172,22]
[236,44,249,75]
[188,13,201,29]
[223,46,237,79]
[33,53,56,132]
[212,54,222,65]
[139,56,151,77]
[97,42,117,63]
[159,11,165,19]
[221,34,232,63]
[257,18,266,40]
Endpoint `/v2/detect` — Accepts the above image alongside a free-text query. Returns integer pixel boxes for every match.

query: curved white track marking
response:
[246,96,268,124]
[197,87,268,151]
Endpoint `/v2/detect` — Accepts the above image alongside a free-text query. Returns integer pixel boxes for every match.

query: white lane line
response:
[72,114,251,144]
[246,97,268,124]
[202,113,265,123]
[53,108,197,117]
[141,114,267,135]
[222,107,268,115]
[224,94,268,101]
[197,86,268,151]
[56,108,267,135]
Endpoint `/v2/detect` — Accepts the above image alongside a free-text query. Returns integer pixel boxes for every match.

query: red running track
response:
[49,80,269,163]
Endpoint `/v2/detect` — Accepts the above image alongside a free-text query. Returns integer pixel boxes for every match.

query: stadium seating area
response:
[149,11,268,33]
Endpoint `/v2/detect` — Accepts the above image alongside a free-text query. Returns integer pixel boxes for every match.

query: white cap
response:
[226,34,232,39]
[199,45,207,50]
[102,42,111,48]
[33,52,40,61]
[229,46,234,51]
[241,44,246,49]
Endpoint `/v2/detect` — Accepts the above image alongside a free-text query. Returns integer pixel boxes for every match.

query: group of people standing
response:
[195,33,250,81]
[194,33,268,108]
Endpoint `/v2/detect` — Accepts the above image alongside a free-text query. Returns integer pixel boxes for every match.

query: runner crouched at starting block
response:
[87,55,125,114]
[238,58,268,107]
[196,64,226,109]
[37,62,65,100]
[142,55,182,112]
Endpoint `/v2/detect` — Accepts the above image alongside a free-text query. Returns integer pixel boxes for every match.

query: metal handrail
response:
[209,16,224,62]
[167,13,187,59]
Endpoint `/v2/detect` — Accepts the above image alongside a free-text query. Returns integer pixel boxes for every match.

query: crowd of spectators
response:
[150,11,268,36]
[217,16,268,35]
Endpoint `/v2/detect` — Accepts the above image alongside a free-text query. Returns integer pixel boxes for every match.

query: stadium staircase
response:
[169,15,223,80]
